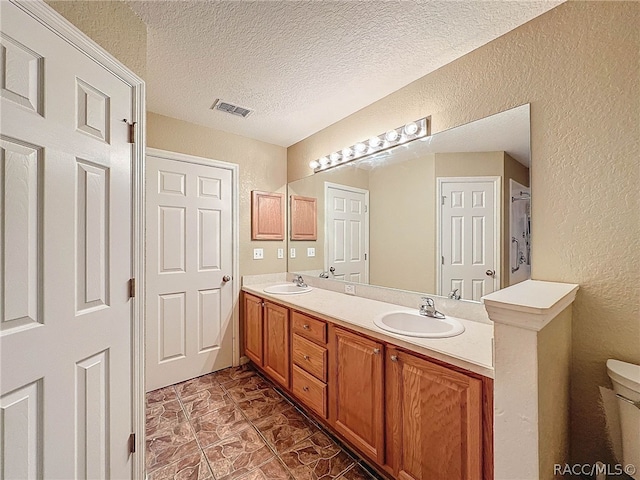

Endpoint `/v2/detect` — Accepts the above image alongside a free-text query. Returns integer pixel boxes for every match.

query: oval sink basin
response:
[263,284,312,295]
[373,310,465,338]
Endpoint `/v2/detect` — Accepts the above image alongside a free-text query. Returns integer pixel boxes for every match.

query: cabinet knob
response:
[390,355,398,362]
[261,302,265,307]
[303,355,310,361]
[303,386,309,392]
[373,348,380,355]
[303,324,310,330]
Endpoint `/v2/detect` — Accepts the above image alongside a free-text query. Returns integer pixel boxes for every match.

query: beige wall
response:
[46,0,147,79]
[147,113,288,278]
[288,2,640,465]
[369,155,436,291]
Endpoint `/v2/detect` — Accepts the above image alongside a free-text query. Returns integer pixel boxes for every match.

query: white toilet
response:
[607,359,640,477]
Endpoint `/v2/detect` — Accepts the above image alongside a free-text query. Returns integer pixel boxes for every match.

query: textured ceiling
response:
[128,1,561,147]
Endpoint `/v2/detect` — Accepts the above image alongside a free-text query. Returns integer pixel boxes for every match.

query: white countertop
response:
[243,283,494,378]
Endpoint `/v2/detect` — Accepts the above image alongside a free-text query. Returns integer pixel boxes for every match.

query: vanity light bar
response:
[309,117,429,172]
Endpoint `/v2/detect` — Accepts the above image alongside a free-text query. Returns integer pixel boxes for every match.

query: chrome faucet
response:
[292,275,307,287]
[448,289,461,300]
[419,297,446,319]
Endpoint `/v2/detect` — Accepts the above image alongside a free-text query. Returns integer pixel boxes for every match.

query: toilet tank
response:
[607,359,640,477]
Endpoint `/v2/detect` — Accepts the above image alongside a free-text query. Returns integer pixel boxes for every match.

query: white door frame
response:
[10,1,146,476]
[436,176,501,296]
[146,147,241,366]
[323,181,370,282]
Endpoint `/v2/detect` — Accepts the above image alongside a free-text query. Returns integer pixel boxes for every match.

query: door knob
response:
[222,275,231,282]
[485,270,495,277]
[329,267,335,273]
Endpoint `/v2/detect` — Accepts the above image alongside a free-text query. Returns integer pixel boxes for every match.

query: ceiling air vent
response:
[211,99,253,118]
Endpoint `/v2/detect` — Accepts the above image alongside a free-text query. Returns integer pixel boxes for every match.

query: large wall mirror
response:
[287,104,531,302]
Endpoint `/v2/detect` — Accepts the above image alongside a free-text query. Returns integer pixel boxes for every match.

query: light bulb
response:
[329,152,340,163]
[309,160,320,169]
[369,136,381,148]
[354,143,366,153]
[319,157,329,166]
[385,129,399,142]
[342,148,352,158]
[404,122,418,135]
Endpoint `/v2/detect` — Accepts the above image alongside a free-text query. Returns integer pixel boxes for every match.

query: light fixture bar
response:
[309,117,430,173]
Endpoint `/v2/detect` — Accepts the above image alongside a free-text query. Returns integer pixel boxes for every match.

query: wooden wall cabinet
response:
[290,195,317,240]
[251,190,284,240]
[262,301,290,388]
[330,326,385,464]
[385,347,483,480]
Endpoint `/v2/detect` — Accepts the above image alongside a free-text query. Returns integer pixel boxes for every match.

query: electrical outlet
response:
[277,248,284,259]
[290,248,296,258]
[307,247,316,257]
[345,284,356,295]
[253,248,264,260]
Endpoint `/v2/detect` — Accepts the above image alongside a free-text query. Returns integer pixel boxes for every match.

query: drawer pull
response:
[303,324,310,330]
[303,386,310,392]
[303,355,310,361]
[373,348,380,355]
[390,355,398,362]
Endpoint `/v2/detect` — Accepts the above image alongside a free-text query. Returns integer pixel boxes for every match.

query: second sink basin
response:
[373,310,465,338]
[263,284,312,295]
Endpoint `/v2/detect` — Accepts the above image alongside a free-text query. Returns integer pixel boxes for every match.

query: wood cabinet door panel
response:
[330,327,384,463]
[243,293,263,366]
[263,302,290,388]
[386,348,483,480]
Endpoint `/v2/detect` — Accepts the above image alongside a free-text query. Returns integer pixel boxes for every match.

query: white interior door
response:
[0,2,135,478]
[145,152,234,392]
[439,177,499,301]
[325,183,369,283]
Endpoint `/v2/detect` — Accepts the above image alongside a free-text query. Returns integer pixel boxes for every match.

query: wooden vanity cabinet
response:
[385,347,483,480]
[330,326,385,465]
[243,293,264,366]
[262,301,290,389]
[242,292,491,480]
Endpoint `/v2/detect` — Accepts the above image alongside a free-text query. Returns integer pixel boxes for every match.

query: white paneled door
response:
[325,183,369,283]
[0,2,138,479]
[439,177,500,301]
[146,152,234,391]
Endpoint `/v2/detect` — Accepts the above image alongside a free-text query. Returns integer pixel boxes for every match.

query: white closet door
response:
[145,153,234,391]
[1,2,135,478]
[440,178,499,301]
[325,183,369,283]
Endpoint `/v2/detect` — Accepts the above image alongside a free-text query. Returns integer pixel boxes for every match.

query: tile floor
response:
[146,364,382,480]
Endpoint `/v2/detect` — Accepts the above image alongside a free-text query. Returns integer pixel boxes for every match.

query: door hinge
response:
[128,433,136,454]
[123,119,136,144]
[441,195,446,206]
[128,278,135,298]
[364,253,367,260]
[364,205,368,213]
[441,256,445,265]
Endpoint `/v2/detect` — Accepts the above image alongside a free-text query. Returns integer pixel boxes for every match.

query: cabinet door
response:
[263,301,290,388]
[386,348,483,480]
[330,327,384,463]
[243,293,263,366]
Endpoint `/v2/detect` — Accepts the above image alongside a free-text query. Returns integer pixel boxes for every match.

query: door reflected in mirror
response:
[288,104,531,302]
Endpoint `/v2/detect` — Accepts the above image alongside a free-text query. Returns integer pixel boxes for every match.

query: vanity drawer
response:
[292,311,327,344]
[293,334,327,382]
[292,364,327,419]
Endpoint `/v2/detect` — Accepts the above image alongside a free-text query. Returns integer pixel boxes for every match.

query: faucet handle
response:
[420,296,434,306]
